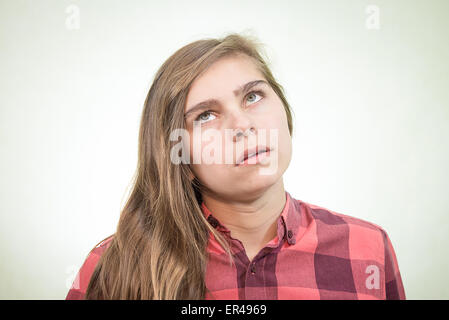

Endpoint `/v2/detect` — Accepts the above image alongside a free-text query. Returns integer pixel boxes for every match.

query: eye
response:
[245,90,264,106]
[195,110,216,124]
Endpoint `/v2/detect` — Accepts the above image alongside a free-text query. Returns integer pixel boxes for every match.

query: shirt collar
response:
[200,191,300,246]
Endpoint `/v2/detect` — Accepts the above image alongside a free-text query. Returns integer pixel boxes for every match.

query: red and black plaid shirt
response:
[66,191,405,300]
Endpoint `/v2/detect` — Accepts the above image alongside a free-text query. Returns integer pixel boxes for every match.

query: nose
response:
[228,108,256,143]
[233,127,257,143]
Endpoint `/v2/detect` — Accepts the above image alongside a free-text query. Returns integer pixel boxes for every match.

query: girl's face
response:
[184,54,292,200]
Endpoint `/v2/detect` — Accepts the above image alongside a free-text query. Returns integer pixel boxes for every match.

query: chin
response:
[243,172,279,189]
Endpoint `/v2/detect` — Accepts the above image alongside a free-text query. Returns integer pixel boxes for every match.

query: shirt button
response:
[287,230,293,238]
[250,263,256,274]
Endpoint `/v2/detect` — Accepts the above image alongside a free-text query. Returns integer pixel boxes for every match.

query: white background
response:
[1,0,448,299]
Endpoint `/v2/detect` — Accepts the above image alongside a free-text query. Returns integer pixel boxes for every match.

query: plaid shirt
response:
[66,191,405,300]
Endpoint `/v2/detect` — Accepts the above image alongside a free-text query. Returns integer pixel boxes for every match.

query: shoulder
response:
[91,235,115,254]
[84,235,115,265]
[65,235,115,300]
[84,234,115,274]
[293,199,405,298]
[300,199,385,232]
[298,200,388,258]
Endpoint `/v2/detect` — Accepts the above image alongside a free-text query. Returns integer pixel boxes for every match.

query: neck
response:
[202,180,287,256]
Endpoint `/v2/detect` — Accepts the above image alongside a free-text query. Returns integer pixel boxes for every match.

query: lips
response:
[236,146,271,166]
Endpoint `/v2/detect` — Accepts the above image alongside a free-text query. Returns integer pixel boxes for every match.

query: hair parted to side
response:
[84,32,294,300]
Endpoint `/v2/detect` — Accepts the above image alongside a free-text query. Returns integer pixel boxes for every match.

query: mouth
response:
[236,146,271,166]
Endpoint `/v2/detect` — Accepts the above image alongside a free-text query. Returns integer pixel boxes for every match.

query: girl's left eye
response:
[245,91,264,105]
[193,91,265,125]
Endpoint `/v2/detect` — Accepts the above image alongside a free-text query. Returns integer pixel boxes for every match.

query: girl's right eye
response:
[195,111,216,124]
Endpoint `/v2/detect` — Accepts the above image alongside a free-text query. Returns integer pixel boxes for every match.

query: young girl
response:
[66,33,405,300]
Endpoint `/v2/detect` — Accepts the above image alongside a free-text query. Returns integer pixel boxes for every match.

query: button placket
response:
[250,262,256,275]
[287,229,296,245]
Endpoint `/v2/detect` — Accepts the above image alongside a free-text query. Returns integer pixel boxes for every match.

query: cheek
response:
[258,105,289,144]
[188,128,227,163]
[279,129,292,161]
[257,96,287,128]
[187,128,229,180]
[262,104,292,167]
[277,108,292,154]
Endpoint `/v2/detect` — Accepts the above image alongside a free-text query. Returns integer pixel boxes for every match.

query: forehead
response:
[185,54,264,111]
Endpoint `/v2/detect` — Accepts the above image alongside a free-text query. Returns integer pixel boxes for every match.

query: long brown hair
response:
[85,32,294,299]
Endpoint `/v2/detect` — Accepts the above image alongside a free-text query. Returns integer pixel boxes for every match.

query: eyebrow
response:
[184,79,268,119]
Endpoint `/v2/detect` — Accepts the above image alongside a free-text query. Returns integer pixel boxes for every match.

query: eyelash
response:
[194,90,265,123]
